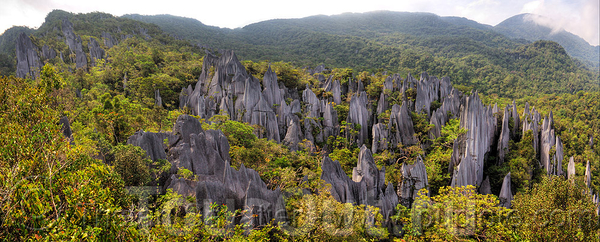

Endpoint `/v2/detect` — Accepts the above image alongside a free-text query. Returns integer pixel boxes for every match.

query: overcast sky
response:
[0,0,598,45]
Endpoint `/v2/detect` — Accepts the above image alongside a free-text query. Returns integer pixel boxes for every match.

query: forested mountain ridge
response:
[495,13,600,69]
[123,11,599,98]
[0,9,599,241]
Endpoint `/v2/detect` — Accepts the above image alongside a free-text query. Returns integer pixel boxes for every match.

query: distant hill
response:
[123,11,598,97]
[494,13,600,68]
[0,10,597,97]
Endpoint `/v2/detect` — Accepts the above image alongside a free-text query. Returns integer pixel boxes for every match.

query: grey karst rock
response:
[383,75,394,93]
[540,113,556,174]
[101,32,117,48]
[371,123,388,154]
[127,129,179,161]
[399,156,429,208]
[283,119,302,151]
[492,103,499,114]
[553,136,564,176]
[511,100,520,138]
[585,160,591,188]
[219,95,234,118]
[388,102,418,148]
[303,118,323,144]
[357,79,365,93]
[479,176,492,195]
[180,50,251,118]
[242,76,262,122]
[322,102,339,139]
[499,172,513,208]
[88,37,105,66]
[309,64,327,75]
[62,18,87,69]
[451,91,496,187]
[42,44,56,60]
[439,76,453,100]
[321,156,367,205]
[352,145,384,202]
[302,86,320,118]
[321,155,398,228]
[567,157,576,180]
[522,107,541,154]
[348,92,370,145]
[376,92,388,123]
[166,174,197,197]
[429,88,461,139]
[179,85,193,109]
[172,114,203,144]
[137,27,151,39]
[415,72,439,117]
[59,116,73,142]
[523,102,530,117]
[159,115,284,226]
[154,89,163,107]
[242,177,287,228]
[330,79,342,105]
[498,107,510,165]
[289,99,301,114]
[15,32,41,79]
[451,152,477,187]
[262,66,283,109]
[402,73,416,94]
[251,94,280,142]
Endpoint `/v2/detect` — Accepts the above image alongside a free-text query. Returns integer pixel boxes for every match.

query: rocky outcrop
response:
[62,18,87,69]
[479,176,491,195]
[352,145,384,201]
[322,145,398,227]
[154,89,163,107]
[127,130,175,162]
[129,114,286,228]
[321,156,367,205]
[102,32,118,48]
[399,156,429,208]
[511,100,520,139]
[348,92,370,145]
[552,136,564,176]
[371,123,388,154]
[282,119,302,151]
[429,88,461,139]
[451,92,496,187]
[415,73,439,117]
[15,32,41,79]
[88,37,105,66]
[497,107,510,165]
[42,44,56,60]
[567,157,576,180]
[499,172,512,208]
[585,160,591,189]
[59,116,73,142]
[388,102,418,148]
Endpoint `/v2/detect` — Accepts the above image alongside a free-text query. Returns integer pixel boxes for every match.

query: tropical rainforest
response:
[0,9,598,241]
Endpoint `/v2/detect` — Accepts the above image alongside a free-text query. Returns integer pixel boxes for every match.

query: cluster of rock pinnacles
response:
[16,23,597,229]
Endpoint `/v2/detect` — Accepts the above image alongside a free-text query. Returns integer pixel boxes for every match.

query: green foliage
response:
[425,119,467,195]
[177,167,195,180]
[0,75,137,240]
[396,186,512,241]
[284,182,389,241]
[207,118,257,148]
[329,148,359,175]
[511,176,600,241]
[111,144,152,186]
